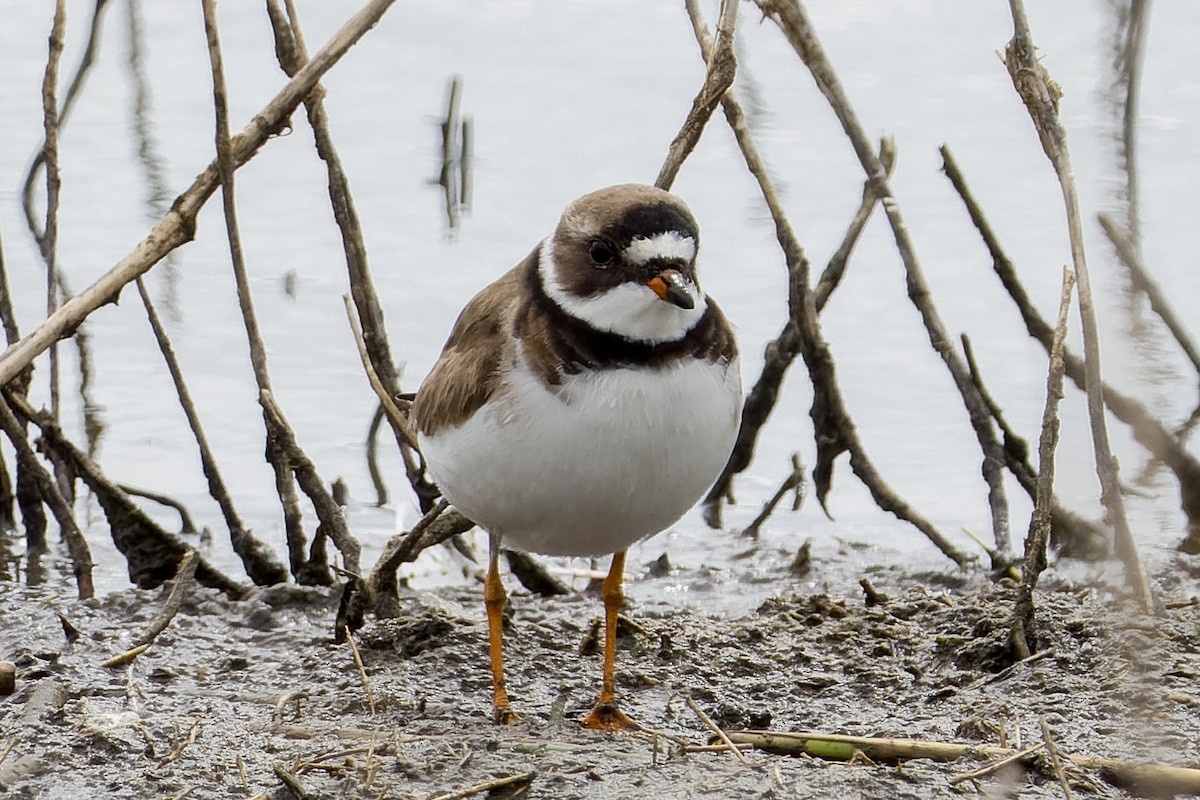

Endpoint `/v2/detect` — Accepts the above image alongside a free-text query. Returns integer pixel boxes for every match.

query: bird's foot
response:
[581,700,638,732]
[493,704,520,725]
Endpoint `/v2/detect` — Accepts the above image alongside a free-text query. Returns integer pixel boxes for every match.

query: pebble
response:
[0,661,15,695]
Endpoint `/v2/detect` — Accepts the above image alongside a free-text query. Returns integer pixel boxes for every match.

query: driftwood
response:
[725,730,1200,798]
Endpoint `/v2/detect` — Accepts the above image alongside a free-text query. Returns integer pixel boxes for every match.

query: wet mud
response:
[2,556,1200,799]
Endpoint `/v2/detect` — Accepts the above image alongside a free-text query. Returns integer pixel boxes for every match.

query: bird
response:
[412,184,741,730]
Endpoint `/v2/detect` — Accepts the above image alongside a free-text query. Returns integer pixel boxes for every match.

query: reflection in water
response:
[125,0,181,322]
[1108,0,1151,247]
[1105,0,1179,486]
[431,75,472,232]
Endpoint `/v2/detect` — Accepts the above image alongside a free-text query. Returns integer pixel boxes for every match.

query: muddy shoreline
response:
[2,552,1200,799]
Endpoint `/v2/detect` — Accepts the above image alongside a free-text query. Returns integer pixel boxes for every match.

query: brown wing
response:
[412,264,524,436]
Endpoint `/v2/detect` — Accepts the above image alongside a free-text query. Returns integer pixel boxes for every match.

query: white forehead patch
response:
[623,231,696,266]
[538,238,706,345]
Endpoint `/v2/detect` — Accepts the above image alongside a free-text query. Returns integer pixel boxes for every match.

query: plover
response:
[413,184,742,729]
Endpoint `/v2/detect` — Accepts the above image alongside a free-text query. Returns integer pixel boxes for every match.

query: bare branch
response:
[655,0,739,190]
[1003,0,1155,611]
[1011,268,1075,659]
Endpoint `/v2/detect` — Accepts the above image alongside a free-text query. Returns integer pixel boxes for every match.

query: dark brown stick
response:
[0,395,93,599]
[740,453,805,539]
[264,0,438,512]
[961,334,1108,559]
[687,1,968,566]
[361,500,475,621]
[0,0,398,388]
[656,0,739,191]
[134,277,287,585]
[4,390,244,597]
[941,144,1200,556]
[756,0,1012,561]
[1011,268,1075,659]
[429,772,536,800]
[0,228,45,545]
[1003,1,1154,612]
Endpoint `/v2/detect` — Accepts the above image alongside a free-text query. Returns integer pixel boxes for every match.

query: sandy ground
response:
[2,550,1200,800]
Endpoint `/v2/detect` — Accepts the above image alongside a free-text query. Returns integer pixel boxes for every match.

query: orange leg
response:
[582,550,638,731]
[484,533,519,724]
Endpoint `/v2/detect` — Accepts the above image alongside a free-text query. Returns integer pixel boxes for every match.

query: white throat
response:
[537,237,707,344]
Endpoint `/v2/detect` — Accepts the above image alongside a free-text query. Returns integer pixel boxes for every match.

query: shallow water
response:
[0,1,1197,606]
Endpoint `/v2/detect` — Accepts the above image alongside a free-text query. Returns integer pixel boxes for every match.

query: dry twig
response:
[951,742,1045,784]
[656,0,739,190]
[103,550,198,667]
[1039,714,1074,799]
[739,453,805,539]
[40,0,67,422]
[1003,1,1154,611]
[344,629,376,718]
[1011,269,1075,659]
[680,693,748,764]
[727,729,1200,795]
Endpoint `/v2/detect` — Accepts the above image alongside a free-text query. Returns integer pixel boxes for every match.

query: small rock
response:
[244,603,276,631]
[0,661,15,695]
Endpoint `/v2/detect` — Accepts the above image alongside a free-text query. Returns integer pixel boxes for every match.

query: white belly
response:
[419,354,742,556]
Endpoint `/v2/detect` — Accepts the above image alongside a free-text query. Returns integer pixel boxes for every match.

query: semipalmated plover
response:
[413,184,742,729]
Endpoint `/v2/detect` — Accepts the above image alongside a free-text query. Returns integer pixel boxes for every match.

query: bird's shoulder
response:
[412,261,525,436]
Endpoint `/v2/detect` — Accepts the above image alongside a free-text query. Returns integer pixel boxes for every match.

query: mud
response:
[2,554,1200,799]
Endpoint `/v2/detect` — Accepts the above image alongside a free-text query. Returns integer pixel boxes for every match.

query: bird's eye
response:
[588,240,615,267]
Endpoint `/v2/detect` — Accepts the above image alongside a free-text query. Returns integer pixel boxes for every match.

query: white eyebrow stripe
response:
[538,237,706,344]
[622,231,696,266]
